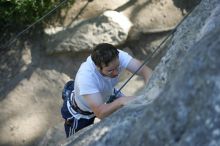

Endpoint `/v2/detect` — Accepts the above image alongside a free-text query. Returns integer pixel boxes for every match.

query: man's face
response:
[99,58,120,78]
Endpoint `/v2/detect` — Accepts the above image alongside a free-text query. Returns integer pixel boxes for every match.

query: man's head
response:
[91,43,119,78]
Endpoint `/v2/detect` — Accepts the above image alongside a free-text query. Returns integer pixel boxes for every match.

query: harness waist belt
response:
[72,99,93,116]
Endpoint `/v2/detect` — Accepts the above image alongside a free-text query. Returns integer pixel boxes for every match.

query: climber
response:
[61,43,152,137]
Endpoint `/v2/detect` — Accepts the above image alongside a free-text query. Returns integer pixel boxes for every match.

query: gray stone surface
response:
[38,123,66,146]
[46,11,132,54]
[142,0,220,103]
[1,0,219,146]
[122,0,183,35]
[59,0,220,145]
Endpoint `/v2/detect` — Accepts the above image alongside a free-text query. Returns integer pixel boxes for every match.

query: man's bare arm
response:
[126,58,152,84]
[84,93,135,119]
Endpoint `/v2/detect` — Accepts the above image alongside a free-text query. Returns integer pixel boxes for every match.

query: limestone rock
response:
[142,0,220,103]
[60,0,220,146]
[38,123,66,146]
[46,10,132,54]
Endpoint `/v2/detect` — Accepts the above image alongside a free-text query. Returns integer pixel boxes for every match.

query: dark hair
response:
[91,43,119,69]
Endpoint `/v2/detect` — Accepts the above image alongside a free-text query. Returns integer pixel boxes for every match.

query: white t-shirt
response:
[74,50,132,114]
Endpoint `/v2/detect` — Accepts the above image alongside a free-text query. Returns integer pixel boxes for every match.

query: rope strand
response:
[2,0,69,49]
[115,1,201,96]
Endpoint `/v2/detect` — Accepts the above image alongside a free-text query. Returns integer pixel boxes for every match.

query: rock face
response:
[46,11,132,54]
[121,0,183,35]
[0,1,185,146]
[61,0,220,146]
[45,0,185,55]
[1,0,219,146]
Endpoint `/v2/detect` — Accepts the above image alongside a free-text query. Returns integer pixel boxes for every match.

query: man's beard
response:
[101,72,118,78]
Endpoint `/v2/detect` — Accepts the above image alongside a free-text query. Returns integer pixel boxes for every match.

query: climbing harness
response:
[61,80,95,137]
[62,80,94,116]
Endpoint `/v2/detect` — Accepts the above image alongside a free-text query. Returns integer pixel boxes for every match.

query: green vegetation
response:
[0,0,74,26]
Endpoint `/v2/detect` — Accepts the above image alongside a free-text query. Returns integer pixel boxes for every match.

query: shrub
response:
[0,0,74,26]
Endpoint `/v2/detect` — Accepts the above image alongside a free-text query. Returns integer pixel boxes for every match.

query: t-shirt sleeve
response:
[118,50,133,68]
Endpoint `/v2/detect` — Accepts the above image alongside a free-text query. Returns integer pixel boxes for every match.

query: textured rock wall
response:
[142,0,219,103]
[62,0,220,146]
[46,11,132,54]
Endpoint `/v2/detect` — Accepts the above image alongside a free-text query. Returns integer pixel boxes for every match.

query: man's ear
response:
[97,63,105,71]
[96,65,102,71]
